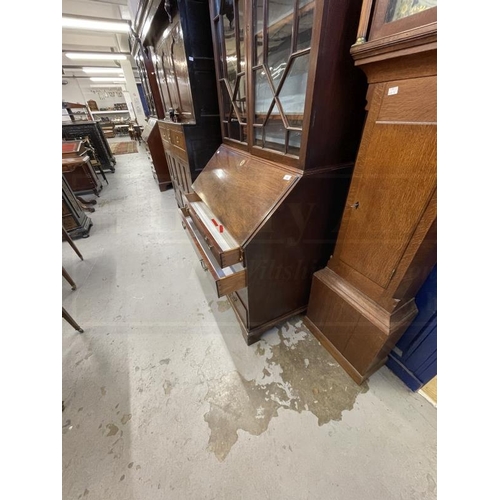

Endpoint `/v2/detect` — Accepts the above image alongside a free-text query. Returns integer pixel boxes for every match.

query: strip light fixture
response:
[82,67,124,74]
[62,16,130,33]
[64,53,128,61]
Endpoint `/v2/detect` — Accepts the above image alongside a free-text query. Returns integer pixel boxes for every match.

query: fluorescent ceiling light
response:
[62,16,130,33]
[82,67,124,74]
[65,53,127,61]
[90,77,126,82]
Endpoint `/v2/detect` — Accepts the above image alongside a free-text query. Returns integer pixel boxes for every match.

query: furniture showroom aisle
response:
[62,142,437,500]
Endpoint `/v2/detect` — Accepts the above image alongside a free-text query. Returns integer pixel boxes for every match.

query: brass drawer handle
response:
[200,259,208,272]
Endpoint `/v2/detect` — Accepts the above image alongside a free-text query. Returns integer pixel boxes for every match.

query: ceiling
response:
[62,0,139,80]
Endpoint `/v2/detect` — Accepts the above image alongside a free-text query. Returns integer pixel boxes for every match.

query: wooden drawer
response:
[180,208,246,298]
[158,121,188,162]
[184,192,243,268]
[228,291,248,328]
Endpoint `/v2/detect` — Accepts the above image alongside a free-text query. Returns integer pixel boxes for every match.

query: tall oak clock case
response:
[304,0,437,383]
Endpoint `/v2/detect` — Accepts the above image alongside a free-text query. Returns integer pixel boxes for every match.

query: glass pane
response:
[297,0,315,51]
[234,74,247,122]
[241,125,248,143]
[228,117,240,140]
[263,118,286,153]
[288,130,302,156]
[268,0,294,26]
[254,127,263,147]
[267,0,294,89]
[213,0,221,15]
[254,68,274,124]
[220,81,231,122]
[237,0,246,72]
[221,2,238,90]
[214,17,224,78]
[277,53,310,128]
[254,0,264,65]
[386,0,437,23]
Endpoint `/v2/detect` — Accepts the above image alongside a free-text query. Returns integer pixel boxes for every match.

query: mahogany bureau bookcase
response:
[304,0,437,383]
[176,0,367,344]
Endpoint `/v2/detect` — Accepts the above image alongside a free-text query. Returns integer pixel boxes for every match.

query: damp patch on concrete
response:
[203,318,368,461]
[106,423,119,437]
[163,380,173,396]
[216,299,231,313]
[121,414,132,425]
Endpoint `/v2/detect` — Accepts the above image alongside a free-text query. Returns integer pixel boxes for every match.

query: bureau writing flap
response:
[192,145,300,247]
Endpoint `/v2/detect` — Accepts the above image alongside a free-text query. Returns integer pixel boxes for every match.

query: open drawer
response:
[184,192,243,268]
[180,207,247,298]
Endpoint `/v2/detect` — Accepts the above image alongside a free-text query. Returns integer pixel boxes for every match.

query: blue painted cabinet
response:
[386,266,437,390]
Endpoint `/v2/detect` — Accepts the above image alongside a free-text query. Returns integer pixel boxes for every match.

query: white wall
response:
[62,78,127,110]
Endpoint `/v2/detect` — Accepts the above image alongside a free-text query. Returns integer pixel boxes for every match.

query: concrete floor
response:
[62,139,437,500]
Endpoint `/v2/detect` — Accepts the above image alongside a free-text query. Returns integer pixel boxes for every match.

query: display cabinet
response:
[131,0,222,207]
[142,117,172,191]
[176,0,367,344]
[304,0,437,383]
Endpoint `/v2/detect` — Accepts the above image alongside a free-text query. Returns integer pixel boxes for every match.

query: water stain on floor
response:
[204,319,368,461]
[216,299,231,313]
[106,423,119,437]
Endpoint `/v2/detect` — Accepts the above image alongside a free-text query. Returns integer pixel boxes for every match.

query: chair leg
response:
[63,266,77,290]
[62,227,84,260]
[62,307,84,333]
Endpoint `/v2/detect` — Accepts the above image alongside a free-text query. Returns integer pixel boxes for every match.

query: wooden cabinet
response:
[142,118,172,192]
[170,0,367,344]
[180,145,352,341]
[304,0,437,383]
[131,0,222,207]
[158,120,192,206]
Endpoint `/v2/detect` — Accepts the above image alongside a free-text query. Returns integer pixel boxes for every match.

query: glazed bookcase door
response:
[211,0,248,146]
[210,0,316,161]
[251,0,315,158]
